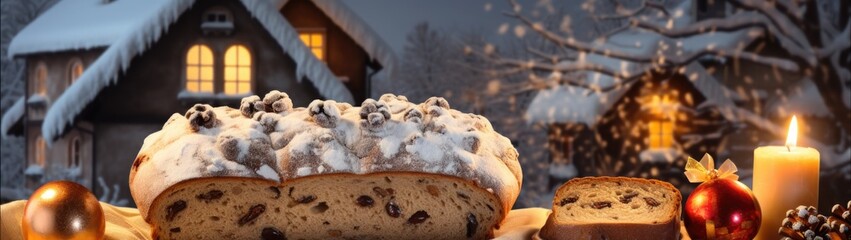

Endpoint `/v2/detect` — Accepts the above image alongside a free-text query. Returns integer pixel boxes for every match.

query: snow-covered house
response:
[1,0,395,203]
[523,0,755,190]
[526,64,742,187]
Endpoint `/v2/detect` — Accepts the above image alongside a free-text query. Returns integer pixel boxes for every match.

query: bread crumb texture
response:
[151,174,502,239]
[553,177,680,224]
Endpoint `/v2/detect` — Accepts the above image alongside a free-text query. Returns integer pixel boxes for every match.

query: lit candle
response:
[753,116,820,240]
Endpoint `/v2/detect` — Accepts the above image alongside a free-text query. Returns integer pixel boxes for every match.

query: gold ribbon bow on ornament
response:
[684,153,739,183]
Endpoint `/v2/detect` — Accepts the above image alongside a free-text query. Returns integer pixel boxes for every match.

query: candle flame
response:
[785,115,798,149]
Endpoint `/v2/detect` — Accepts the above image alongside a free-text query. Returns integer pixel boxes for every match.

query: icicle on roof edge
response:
[7,0,178,58]
[275,0,398,77]
[309,0,398,76]
[32,0,358,143]
[40,0,194,144]
[1,97,25,138]
[240,0,354,103]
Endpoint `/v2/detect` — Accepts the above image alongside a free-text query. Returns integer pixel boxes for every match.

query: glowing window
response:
[69,137,81,167]
[186,44,215,93]
[299,32,325,61]
[67,59,84,86]
[34,136,46,167]
[224,45,252,95]
[648,120,674,149]
[34,63,48,95]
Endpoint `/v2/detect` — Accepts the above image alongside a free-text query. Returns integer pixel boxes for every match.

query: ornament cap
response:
[684,153,739,183]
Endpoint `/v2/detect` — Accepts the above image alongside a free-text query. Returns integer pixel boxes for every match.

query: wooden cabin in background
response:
[1,0,395,204]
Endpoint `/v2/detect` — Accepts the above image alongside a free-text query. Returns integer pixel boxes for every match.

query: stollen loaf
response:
[129,91,522,239]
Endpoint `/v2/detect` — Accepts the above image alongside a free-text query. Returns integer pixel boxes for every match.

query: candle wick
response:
[786,145,791,152]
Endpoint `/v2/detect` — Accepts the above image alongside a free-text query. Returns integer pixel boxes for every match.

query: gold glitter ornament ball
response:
[22,181,105,240]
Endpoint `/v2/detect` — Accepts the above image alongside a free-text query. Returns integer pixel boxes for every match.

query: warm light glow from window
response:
[35,63,47,95]
[186,44,215,93]
[299,32,325,61]
[649,95,674,115]
[224,45,251,95]
[648,119,674,149]
[68,60,84,86]
[35,136,46,167]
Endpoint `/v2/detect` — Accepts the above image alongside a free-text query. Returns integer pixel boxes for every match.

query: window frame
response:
[67,58,84,87]
[33,62,48,95]
[223,44,253,95]
[69,136,81,168]
[202,6,233,24]
[647,118,675,149]
[184,44,216,94]
[297,29,327,62]
[33,136,46,167]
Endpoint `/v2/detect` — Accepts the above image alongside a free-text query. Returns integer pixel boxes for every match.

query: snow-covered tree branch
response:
[464,0,849,206]
[474,0,850,142]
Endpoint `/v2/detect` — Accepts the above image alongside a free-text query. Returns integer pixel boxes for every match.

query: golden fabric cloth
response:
[1,200,151,240]
[1,200,549,240]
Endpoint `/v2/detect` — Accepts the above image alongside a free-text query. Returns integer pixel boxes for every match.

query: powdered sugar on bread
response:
[130,92,521,219]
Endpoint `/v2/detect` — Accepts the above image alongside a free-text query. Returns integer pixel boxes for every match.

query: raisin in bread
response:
[129,92,522,240]
[539,177,681,240]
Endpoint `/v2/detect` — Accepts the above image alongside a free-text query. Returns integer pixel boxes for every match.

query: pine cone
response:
[779,201,851,240]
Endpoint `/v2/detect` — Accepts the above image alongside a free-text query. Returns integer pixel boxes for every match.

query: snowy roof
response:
[7,0,180,57]
[1,97,25,138]
[8,0,393,143]
[525,82,632,127]
[240,0,354,102]
[275,0,397,75]
[9,0,397,69]
[524,63,741,126]
[766,79,831,118]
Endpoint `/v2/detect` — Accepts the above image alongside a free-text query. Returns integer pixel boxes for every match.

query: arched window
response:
[67,59,84,86]
[69,137,81,167]
[34,136,46,167]
[34,62,48,95]
[224,45,252,95]
[186,44,215,93]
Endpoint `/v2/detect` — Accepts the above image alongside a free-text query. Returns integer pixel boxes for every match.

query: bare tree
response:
[467,0,849,208]
[473,0,849,154]
[394,22,494,114]
[394,23,456,101]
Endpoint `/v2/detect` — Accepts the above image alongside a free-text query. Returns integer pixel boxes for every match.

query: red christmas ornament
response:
[683,154,761,240]
[684,178,761,240]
